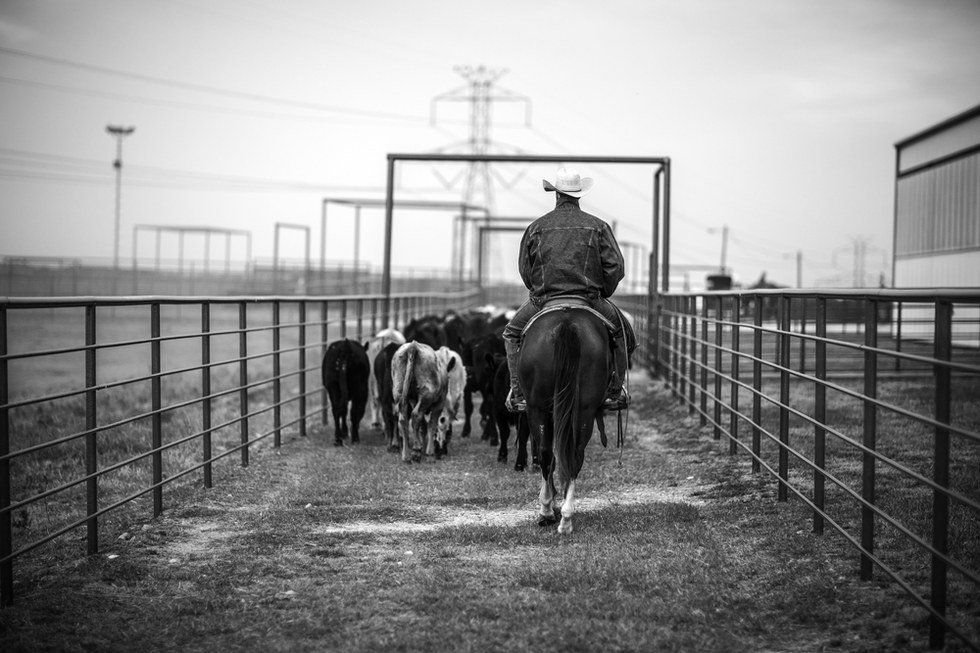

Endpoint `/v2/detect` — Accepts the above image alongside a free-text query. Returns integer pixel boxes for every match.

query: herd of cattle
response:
[320,306,533,469]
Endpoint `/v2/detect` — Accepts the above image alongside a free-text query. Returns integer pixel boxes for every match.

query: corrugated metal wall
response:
[895,151,980,257]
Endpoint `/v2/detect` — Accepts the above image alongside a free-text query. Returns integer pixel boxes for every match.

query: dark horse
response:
[518,304,612,535]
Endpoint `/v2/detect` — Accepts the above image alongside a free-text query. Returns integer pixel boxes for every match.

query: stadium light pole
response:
[106,124,135,278]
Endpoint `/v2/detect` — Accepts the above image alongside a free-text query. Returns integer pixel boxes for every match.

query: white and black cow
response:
[366,328,406,428]
[391,341,449,463]
[433,346,466,458]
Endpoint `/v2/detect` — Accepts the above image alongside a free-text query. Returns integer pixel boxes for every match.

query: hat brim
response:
[542,177,594,198]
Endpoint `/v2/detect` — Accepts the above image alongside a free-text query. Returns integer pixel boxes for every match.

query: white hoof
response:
[557,517,573,535]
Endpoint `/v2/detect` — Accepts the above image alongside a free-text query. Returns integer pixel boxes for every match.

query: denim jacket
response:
[518,194,625,307]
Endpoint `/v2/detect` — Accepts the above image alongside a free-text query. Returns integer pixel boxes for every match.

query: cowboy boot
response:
[602,333,630,411]
[503,338,526,412]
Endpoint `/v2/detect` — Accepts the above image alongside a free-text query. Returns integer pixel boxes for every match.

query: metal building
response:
[893,104,980,288]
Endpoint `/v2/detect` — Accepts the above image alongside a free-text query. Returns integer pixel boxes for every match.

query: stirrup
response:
[505,388,526,413]
[601,387,630,411]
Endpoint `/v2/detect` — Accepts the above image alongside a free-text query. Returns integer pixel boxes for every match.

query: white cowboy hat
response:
[542,166,594,198]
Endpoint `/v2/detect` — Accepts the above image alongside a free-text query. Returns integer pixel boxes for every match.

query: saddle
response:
[520,298,618,339]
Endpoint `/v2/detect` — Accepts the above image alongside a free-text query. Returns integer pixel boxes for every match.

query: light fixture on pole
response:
[106,124,135,274]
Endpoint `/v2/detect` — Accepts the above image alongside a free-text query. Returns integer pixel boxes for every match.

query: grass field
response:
[2,370,976,652]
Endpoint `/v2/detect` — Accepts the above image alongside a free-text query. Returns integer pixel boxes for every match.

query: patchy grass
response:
[2,371,972,652]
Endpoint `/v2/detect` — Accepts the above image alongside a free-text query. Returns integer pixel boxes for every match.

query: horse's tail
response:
[552,320,581,487]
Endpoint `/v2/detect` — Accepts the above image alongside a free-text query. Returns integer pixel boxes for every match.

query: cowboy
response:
[503,167,634,412]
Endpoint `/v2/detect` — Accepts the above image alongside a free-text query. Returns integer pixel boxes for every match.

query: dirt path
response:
[0,372,942,652]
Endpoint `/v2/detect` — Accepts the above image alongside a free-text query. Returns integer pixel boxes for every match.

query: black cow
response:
[488,352,533,471]
[321,338,370,446]
[443,309,490,354]
[402,314,447,350]
[460,332,505,443]
[373,341,401,452]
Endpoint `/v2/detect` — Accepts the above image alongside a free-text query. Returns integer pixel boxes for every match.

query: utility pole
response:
[707,224,729,273]
[106,124,135,285]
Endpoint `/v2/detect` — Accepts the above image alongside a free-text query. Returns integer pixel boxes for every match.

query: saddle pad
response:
[521,303,617,337]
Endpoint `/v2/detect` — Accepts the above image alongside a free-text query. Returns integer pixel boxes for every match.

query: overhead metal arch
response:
[381,153,671,328]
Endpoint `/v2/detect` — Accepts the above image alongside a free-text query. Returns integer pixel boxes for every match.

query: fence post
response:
[751,296,762,473]
[687,296,697,413]
[83,304,99,553]
[670,297,679,394]
[0,306,10,606]
[679,297,689,408]
[371,297,378,336]
[799,297,807,374]
[201,303,212,489]
[700,296,708,424]
[321,300,329,426]
[930,300,952,649]
[813,296,827,534]
[713,295,723,440]
[729,295,740,455]
[356,298,364,341]
[273,301,282,449]
[239,301,249,468]
[895,302,903,373]
[340,299,348,339]
[150,302,163,516]
[860,298,878,580]
[777,295,790,502]
[298,301,307,438]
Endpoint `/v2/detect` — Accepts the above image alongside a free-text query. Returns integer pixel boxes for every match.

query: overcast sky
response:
[1,0,978,288]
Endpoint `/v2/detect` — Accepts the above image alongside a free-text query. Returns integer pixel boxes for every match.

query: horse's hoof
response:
[490,438,499,447]
[333,440,343,447]
[558,519,573,535]
[497,452,507,463]
[537,515,557,527]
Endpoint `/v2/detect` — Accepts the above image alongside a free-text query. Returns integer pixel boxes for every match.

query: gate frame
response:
[379,154,671,329]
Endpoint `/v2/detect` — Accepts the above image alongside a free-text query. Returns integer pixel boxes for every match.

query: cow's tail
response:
[398,343,418,409]
[337,346,350,411]
[552,320,581,488]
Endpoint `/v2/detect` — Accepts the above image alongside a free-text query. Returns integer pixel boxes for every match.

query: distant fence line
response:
[642,287,980,650]
[0,257,472,297]
[0,289,481,607]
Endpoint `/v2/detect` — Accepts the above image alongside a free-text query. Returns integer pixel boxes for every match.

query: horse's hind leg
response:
[533,416,558,525]
[558,479,576,535]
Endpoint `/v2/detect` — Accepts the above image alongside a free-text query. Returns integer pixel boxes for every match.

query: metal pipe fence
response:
[649,288,980,650]
[0,289,479,606]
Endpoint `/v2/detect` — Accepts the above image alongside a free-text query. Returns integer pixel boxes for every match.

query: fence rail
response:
[0,289,480,606]
[649,288,980,650]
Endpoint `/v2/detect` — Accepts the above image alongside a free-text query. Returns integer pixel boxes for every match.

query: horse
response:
[517,303,613,535]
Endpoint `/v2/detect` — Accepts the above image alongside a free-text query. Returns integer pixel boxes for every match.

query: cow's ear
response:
[447,357,457,372]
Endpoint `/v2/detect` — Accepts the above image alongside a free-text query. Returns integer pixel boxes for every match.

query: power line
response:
[0,74,439,126]
[0,46,430,123]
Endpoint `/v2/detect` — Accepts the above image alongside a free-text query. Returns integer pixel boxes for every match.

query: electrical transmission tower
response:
[430,65,531,212]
